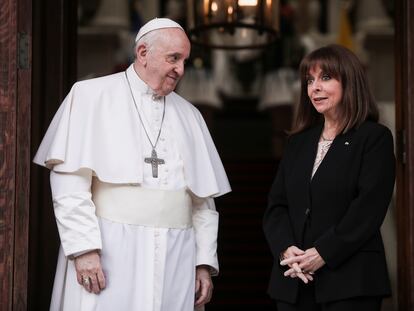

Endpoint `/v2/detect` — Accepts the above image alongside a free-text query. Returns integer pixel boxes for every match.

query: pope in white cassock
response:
[33,18,231,311]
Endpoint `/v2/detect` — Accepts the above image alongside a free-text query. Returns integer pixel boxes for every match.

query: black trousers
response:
[276,282,382,311]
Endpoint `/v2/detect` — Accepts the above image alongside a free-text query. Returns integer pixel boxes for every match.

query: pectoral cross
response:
[144,149,165,178]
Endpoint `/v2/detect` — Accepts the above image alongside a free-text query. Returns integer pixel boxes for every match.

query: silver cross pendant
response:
[144,149,165,178]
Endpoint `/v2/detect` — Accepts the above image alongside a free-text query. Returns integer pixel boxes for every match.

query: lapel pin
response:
[345,141,350,145]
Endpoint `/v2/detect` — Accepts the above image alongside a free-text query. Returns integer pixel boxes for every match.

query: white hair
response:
[134,29,170,55]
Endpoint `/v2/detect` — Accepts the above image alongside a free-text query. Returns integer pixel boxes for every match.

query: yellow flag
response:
[337,6,354,51]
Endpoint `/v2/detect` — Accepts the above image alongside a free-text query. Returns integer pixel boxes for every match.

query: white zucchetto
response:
[135,17,184,42]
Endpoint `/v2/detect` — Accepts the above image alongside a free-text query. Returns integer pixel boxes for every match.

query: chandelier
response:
[187,0,280,49]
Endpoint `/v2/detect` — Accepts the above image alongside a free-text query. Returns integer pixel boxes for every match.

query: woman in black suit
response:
[263,44,395,311]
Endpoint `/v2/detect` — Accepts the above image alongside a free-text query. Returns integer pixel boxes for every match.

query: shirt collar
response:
[126,64,163,100]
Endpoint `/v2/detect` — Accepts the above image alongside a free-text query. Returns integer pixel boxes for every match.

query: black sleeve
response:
[263,149,296,260]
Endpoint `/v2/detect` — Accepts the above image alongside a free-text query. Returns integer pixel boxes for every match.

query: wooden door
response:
[0,0,32,309]
[29,0,77,309]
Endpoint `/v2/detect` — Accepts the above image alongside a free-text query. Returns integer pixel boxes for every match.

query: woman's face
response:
[306,65,343,119]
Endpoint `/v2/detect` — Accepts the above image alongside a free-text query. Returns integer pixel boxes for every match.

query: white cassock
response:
[33,64,231,311]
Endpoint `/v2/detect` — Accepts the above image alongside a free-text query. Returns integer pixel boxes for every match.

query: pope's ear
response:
[136,43,148,66]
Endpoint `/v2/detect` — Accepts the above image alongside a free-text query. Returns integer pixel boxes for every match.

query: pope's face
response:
[143,29,191,96]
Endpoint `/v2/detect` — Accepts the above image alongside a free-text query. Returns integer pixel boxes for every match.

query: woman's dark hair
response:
[291,44,378,134]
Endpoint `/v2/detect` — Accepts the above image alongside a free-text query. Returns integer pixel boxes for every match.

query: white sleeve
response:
[50,168,102,257]
[192,196,219,275]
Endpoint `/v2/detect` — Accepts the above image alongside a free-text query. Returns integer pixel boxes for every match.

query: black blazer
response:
[263,121,395,303]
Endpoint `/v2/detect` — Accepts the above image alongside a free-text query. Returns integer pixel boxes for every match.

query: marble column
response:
[355,0,392,33]
[91,0,130,28]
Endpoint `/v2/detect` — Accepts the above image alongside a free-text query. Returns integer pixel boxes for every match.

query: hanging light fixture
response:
[187,0,280,49]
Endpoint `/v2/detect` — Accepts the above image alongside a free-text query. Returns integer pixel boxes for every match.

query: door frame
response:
[395,0,414,309]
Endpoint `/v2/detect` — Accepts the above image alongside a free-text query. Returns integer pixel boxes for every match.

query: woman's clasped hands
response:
[280,246,325,284]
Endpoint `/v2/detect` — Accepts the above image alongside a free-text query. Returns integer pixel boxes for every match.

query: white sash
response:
[92,178,192,229]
